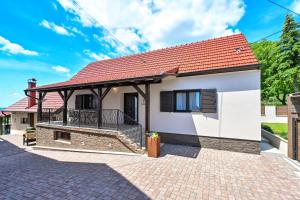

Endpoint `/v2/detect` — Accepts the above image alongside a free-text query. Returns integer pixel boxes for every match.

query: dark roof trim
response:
[25,74,166,92]
[177,64,260,78]
[26,64,259,93]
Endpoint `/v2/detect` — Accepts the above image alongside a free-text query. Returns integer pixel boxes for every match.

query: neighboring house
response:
[26,34,261,154]
[4,79,63,134]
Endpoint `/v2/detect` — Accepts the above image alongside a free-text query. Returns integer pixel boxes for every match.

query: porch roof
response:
[26,67,179,92]
[26,33,259,92]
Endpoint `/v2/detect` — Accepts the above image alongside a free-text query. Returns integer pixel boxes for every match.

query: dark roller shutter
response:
[160,91,174,112]
[75,95,81,110]
[200,89,217,113]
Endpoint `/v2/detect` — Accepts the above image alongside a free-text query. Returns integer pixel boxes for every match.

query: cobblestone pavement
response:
[0,135,299,200]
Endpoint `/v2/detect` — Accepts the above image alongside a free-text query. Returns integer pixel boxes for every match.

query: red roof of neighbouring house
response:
[31,33,259,90]
[4,92,63,113]
[0,111,10,117]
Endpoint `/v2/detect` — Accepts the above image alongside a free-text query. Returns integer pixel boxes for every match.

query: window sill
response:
[54,139,71,144]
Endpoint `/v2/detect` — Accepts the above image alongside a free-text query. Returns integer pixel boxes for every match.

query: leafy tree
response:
[268,14,300,104]
[280,14,300,92]
[252,15,300,105]
[251,40,278,103]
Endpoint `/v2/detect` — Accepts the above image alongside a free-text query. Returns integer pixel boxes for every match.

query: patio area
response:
[0,134,300,200]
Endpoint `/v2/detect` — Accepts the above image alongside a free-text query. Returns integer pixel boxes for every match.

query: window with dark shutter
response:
[160,91,174,112]
[200,89,217,113]
[160,89,216,113]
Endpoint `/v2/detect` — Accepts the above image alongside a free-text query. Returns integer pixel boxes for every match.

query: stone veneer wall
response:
[159,132,260,154]
[36,124,136,153]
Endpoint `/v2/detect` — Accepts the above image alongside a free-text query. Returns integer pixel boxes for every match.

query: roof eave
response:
[177,64,260,78]
[25,64,259,93]
[25,74,167,92]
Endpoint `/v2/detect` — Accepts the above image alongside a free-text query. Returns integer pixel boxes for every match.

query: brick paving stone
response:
[0,134,300,199]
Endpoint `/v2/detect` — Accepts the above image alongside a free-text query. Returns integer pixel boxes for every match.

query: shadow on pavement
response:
[160,143,201,158]
[0,138,150,200]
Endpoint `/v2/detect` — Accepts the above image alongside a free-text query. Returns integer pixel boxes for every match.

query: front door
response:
[124,93,138,124]
[28,113,35,128]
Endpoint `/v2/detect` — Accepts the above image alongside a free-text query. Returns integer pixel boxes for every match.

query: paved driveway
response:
[0,135,299,200]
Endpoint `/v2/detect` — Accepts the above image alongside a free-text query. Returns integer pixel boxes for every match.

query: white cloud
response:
[83,49,110,60]
[291,0,300,13]
[40,20,71,36]
[0,35,38,56]
[39,19,88,39]
[52,65,72,77]
[58,0,245,50]
[52,65,70,73]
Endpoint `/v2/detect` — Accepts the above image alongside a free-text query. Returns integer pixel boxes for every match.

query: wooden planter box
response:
[147,136,160,158]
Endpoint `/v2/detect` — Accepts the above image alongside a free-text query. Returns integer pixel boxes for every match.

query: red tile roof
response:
[4,92,63,113]
[34,33,259,90]
[0,111,10,117]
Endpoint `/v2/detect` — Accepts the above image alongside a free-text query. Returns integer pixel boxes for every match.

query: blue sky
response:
[0,0,299,107]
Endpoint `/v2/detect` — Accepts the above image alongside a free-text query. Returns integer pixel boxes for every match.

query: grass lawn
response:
[261,122,288,140]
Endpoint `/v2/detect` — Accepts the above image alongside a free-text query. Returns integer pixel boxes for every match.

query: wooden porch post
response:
[91,87,111,129]
[97,88,102,128]
[145,83,150,133]
[132,83,150,132]
[57,90,74,126]
[37,92,43,122]
[63,90,68,125]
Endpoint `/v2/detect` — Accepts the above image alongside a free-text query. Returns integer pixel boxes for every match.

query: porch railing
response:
[39,108,143,147]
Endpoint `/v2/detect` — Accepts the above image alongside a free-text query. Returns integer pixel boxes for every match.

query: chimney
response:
[28,78,37,108]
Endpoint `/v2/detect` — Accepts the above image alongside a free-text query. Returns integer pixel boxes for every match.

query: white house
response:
[25,34,261,154]
[4,79,63,134]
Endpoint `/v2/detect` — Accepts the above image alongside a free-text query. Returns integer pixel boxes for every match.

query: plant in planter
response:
[147,132,160,158]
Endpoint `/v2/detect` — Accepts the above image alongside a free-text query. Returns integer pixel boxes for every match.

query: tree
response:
[254,15,300,105]
[251,40,278,103]
[279,15,300,93]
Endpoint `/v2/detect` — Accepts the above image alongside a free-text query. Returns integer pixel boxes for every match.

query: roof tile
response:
[4,92,63,112]
[35,33,259,90]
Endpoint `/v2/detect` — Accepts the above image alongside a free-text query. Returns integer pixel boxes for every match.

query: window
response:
[176,92,187,111]
[54,131,70,141]
[175,90,201,112]
[189,91,201,111]
[160,89,217,113]
[75,94,96,110]
[21,117,29,124]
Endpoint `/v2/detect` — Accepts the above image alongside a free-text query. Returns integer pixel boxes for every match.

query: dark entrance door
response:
[124,93,138,124]
[28,113,35,127]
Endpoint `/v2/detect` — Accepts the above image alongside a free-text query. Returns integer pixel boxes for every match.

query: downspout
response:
[218,93,223,140]
[24,90,38,100]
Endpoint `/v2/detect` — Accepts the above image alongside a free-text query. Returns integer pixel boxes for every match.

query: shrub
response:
[151,132,159,139]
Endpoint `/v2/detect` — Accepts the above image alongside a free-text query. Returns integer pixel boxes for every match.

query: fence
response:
[261,105,288,123]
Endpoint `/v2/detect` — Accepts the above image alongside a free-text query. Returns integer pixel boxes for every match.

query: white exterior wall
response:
[68,70,260,141]
[261,106,288,123]
[11,112,37,134]
[151,70,261,141]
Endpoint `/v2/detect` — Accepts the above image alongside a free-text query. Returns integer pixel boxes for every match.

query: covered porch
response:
[24,72,174,149]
